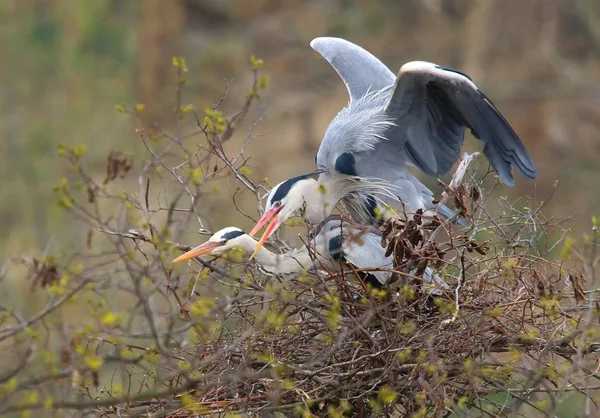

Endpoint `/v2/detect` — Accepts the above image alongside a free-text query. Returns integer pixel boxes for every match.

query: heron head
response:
[249,175,320,258]
[172,227,246,263]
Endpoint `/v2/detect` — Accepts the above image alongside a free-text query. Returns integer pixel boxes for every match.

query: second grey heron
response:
[249,37,536,257]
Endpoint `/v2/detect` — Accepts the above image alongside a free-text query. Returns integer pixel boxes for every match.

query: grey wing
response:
[342,230,393,285]
[311,37,396,171]
[407,174,468,227]
[310,37,396,102]
[385,62,536,186]
[349,148,468,226]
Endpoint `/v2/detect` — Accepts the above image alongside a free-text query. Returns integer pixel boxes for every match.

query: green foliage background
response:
[1,1,138,253]
[1,1,600,416]
[3,0,600,261]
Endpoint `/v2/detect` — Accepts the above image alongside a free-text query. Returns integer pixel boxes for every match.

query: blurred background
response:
[2,0,600,256]
[1,3,599,415]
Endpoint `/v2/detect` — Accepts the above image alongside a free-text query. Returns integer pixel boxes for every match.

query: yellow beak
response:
[248,206,283,259]
[250,215,280,259]
[172,241,221,263]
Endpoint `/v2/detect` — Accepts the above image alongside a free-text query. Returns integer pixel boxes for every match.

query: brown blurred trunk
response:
[232,0,294,19]
[461,0,493,80]
[137,0,184,127]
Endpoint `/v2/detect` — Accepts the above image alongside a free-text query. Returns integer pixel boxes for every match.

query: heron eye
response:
[274,201,282,208]
[222,239,228,244]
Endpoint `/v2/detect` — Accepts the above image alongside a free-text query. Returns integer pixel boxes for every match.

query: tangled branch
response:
[0,56,598,418]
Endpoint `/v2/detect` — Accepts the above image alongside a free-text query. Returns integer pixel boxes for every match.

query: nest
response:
[9,61,596,418]
[151,212,595,418]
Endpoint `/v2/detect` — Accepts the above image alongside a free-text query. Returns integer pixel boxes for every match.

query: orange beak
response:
[249,206,282,259]
[172,241,221,263]
[249,206,281,237]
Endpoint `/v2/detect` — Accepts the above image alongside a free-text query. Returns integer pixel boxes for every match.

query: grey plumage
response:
[250,37,536,253]
[311,37,536,221]
[310,37,395,102]
[182,221,446,290]
[385,61,536,185]
[319,218,393,286]
[318,217,448,289]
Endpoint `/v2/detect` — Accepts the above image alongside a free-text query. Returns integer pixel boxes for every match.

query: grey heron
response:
[172,217,446,290]
[249,37,536,255]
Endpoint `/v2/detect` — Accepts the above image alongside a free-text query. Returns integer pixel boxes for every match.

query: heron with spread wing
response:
[249,37,536,256]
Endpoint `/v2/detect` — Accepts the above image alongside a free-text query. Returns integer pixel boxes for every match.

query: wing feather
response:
[308,40,535,227]
[385,61,537,185]
[310,37,396,102]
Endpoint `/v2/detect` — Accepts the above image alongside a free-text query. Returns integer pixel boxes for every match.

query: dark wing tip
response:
[519,158,537,179]
[502,174,515,187]
[474,91,537,182]
[434,65,474,82]
[483,142,515,187]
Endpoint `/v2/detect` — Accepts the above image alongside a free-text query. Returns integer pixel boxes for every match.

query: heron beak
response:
[249,216,280,260]
[172,241,221,263]
[249,206,281,237]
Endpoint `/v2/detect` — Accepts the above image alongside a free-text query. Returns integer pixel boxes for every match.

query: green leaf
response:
[250,55,264,70]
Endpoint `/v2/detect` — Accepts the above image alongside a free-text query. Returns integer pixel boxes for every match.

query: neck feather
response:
[237,235,331,276]
[299,175,356,223]
[251,243,319,276]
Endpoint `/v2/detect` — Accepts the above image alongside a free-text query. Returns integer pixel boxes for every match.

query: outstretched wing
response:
[310,37,395,102]
[311,36,397,174]
[385,61,537,186]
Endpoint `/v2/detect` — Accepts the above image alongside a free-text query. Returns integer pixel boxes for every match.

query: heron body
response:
[250,37,536,254]
[173,218,445,290]
[174,220,390,286]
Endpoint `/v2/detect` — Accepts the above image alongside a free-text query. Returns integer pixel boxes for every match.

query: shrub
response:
[1,57,598,418]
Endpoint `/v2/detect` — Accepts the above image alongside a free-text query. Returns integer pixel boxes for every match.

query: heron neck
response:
[301,177,349,224]
[244,236,318,275]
